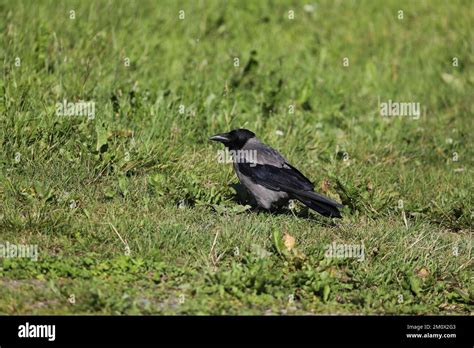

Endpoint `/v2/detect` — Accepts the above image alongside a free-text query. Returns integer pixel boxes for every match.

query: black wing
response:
[237,161,343,215]
[237,162,314,192]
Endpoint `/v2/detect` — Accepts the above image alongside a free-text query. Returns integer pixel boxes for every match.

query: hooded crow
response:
[210,129,343,218]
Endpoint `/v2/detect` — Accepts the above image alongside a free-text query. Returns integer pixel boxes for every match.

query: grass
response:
[0,0,472,314]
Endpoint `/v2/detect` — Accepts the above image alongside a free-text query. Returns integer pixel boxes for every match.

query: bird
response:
[209,128,343,218]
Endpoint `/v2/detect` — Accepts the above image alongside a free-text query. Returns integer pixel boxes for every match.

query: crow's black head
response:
[209,129,256,150]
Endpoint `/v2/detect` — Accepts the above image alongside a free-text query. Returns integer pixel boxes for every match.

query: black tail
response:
[291,190,343,218]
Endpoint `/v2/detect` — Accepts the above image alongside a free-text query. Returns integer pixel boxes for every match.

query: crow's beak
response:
[209,133,230,143]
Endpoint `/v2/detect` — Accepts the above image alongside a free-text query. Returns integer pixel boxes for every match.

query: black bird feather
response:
[238,162,342,218]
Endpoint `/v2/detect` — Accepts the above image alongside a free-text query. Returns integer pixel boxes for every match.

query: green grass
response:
[0,0,472,314]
